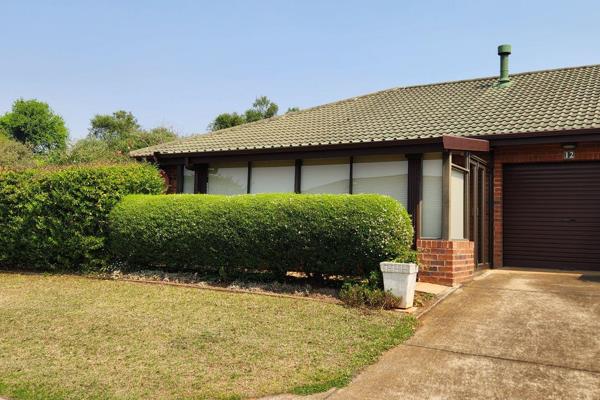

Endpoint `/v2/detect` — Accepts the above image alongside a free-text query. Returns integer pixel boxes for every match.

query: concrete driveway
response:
[328,270,600,400]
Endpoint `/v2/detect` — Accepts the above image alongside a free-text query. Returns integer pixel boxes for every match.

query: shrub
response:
[0,163,165,270]
[0,135,36,171]
[109,193,413,277]
[46,138,128,165]
[391,248,418,264]
[339,271,403,309]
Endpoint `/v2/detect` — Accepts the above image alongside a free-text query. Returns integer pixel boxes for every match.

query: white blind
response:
[450,168,466,239]
[301,158,350,194]
[182,167,195,194]
[207,163,248,195]
[422,156,443,238]
[352,155,408,206]
[250,161,295,193]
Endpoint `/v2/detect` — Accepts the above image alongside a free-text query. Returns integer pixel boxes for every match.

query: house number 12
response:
[563,150,575,160]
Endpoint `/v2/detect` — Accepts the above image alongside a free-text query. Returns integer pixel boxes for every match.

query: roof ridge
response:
[379,62,600,92]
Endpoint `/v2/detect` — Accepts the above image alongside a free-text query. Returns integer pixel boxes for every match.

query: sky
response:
[2,0,600,141]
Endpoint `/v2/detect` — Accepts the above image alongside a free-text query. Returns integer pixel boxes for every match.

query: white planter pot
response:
[380,262,419,309]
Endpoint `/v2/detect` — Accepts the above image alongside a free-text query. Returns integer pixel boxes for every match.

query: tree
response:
[286,107,300,113]
[89,110,140,142]
[244,96,279,123]
[87,110,177,152]
[111,126,178,153]
[43,109,180,166]
[45,138,120,165]
[0,99,68,154]
[208,112,246,131]
[208,96,280,131]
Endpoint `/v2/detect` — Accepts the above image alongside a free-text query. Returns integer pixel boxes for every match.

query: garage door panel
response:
[503,254,600,266]
[503,253,600,262]
[504,196,600,203]
[503,222,600,229]
[504,243,600,254]
[504,232,600,240]
[503,162,600,270]
[504,258,600,270]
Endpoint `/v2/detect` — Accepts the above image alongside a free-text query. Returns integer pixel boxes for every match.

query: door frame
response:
[469,154,490,268]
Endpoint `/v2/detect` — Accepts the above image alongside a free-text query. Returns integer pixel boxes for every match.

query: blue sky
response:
[2,0,599,140]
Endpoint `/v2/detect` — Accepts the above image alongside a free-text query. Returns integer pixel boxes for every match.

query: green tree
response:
[111,126,178,153]
[286,107,300,113]
[57,138,124,165]
[46,110,179,166]
[208,112,246,131]
[0,99,68,154]
[209,96,280,131]
[89,110,140,143]
[244,96,279,123]
[87,110,177,153]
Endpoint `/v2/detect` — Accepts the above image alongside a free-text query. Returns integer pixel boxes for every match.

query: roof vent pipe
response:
[496,44,512,88]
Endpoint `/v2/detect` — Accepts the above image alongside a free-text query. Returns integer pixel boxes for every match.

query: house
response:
[131,45,600,285]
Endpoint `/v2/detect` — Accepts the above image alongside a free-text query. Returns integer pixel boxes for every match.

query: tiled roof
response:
[131,64,600,157]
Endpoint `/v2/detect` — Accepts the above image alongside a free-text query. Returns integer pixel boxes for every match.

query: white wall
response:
[250,161,295,193]
[207,163,248,195]
[182,167,195,194]
[352,155,408,206]
[422,154,443,238]
[301,158,350,194]
[450,168,466,239]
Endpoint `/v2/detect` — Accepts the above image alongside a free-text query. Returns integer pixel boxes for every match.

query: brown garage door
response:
[503,162,600,270]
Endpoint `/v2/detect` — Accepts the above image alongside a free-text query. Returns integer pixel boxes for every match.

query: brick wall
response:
[417,239,475,286]
[493,142,600,267]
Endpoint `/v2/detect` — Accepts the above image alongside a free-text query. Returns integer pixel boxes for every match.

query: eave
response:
[134,128,600,165]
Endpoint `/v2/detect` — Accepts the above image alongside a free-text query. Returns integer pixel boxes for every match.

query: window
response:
[250,161,295,193]
[182,167,195,194]
[422,154,443,238]
[352,155,408,205]
[301,158,350,194]
[207,162,248,195]
[450,168,466,239]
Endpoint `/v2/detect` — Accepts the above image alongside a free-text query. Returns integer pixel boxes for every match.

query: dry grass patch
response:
[0,273,415,400]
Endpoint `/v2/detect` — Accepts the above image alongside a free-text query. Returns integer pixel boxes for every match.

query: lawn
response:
[0,273,416,400]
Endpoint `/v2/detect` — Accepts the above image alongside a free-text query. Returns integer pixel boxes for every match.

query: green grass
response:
[0,273,416,400]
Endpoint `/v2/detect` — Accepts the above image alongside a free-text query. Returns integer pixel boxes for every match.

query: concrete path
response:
[299,270,600,400]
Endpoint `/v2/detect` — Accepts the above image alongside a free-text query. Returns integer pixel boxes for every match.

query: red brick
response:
[417,239,475,286]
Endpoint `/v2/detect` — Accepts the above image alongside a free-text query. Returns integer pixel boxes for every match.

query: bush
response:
[339,284,402,309]
[392,248,418,264]
[45,138,129,165]
[109,193,414,277]
[339,271,403,309]
[0,135,36,171]
[0,163,165,270]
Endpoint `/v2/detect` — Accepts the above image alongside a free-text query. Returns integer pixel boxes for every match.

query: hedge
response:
[0,163,165,270]
[109,193,414,277]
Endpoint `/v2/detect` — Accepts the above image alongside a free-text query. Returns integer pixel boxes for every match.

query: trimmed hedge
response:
[109,193,413,277]
[0,163,165,270]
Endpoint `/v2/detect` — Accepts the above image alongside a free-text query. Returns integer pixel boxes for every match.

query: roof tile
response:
[132,64,600,157]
